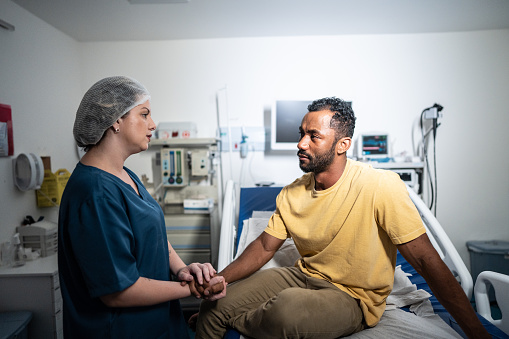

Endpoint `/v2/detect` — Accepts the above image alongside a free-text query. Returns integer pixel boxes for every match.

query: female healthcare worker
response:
[58,76,224,338]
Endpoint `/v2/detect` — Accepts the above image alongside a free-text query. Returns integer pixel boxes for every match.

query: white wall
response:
[1,0,508,268]
[79,31,509,265]
[0,1,81,242]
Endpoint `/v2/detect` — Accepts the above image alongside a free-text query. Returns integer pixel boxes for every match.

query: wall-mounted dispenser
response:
[12,153,44,191]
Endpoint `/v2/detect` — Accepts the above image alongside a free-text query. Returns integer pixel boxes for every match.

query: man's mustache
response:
[297,150,311,158]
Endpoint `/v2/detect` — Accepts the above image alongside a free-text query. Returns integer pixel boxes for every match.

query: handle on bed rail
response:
[218,180,237,272]
[474,271,509,334]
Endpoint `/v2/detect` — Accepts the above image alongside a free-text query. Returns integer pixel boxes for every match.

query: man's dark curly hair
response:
[307,97,356,141]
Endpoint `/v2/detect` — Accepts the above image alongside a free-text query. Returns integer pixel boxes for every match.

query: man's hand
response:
[202,275,227,301]
[187,275,226,300]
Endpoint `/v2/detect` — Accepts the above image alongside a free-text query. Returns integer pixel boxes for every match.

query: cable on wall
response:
[419,103,443,216]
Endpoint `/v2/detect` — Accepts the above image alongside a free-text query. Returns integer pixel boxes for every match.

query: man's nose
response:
[297,137,309,150]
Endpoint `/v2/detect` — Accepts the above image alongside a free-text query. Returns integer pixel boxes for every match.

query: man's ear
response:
[336,137,352,155]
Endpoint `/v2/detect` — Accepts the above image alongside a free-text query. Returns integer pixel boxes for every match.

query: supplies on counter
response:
[9,233,25,267]
[16,221,57,257]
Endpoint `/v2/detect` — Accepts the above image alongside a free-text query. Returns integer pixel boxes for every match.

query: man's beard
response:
[298,143,336,174]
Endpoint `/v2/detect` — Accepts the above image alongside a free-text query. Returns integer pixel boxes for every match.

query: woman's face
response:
[119,100,156,153]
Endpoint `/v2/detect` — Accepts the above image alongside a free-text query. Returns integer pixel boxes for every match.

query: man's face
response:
[297,110,338,174]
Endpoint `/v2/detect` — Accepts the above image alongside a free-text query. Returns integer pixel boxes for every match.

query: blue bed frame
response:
[221,186,508,339]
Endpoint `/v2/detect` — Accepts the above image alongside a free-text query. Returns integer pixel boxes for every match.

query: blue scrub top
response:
[58,162,189,339]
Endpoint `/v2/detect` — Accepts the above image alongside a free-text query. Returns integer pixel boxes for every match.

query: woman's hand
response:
[177,262,217,298]
[177,262,216,285]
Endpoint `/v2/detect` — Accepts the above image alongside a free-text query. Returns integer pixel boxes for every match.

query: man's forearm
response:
[219,238,274,283]
[198,241,272,301]
[419,258,489,338]
[200,232,284,300]
[399,235,490,338]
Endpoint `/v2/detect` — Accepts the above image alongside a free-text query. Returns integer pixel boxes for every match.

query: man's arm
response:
[397,233,490,339]
[220,231,285,283]
[200,231,285,300]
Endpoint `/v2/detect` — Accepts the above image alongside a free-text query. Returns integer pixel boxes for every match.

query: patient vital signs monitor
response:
[358,133,390,160]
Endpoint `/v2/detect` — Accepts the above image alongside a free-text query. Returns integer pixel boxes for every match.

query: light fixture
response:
[0,19,15,31]
[128,0,189,4]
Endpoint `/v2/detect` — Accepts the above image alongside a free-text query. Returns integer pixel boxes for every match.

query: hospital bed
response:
[217,180,509,338]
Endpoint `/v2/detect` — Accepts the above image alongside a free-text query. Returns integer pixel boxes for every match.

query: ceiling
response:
[10,0,509,42]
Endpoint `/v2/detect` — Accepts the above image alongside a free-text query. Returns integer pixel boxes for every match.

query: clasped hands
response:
[177,263,227,301]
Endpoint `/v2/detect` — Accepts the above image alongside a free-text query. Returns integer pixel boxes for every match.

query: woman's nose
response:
[149,118,156,131]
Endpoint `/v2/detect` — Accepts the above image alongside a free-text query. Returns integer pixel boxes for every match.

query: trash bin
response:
[0,311,32,339]
[467,240,509,302]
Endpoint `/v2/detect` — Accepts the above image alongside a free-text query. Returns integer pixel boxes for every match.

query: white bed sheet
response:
[345,309,461,339]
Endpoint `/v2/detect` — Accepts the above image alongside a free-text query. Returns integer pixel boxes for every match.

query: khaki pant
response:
[195,267,365,339]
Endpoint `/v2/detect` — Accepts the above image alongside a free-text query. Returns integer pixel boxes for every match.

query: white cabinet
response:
[0,254,62,339]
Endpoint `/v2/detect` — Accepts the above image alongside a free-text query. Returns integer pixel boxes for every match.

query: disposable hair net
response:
[73,76,151,147]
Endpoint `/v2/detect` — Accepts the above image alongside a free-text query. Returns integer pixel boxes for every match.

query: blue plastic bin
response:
[0,311,32,339]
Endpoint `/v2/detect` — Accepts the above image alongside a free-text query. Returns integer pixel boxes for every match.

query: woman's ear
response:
[336,137,352,155]
[111,119,122,133]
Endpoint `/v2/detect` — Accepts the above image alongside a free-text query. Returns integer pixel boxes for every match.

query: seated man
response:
[194,97,489,339]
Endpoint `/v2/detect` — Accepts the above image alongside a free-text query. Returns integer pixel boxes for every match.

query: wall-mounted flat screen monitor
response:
[270,100,312,150]
[270,100,353,151]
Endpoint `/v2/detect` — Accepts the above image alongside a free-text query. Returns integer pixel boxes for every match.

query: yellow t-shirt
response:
[264,159,426,327]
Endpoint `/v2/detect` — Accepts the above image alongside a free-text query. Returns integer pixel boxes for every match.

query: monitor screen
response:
[270,100,353,151]
[359,134,389,159]
[270,100,312,150]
